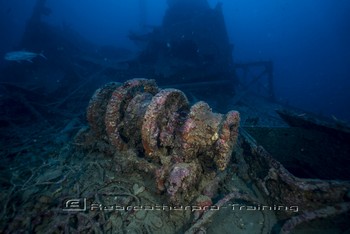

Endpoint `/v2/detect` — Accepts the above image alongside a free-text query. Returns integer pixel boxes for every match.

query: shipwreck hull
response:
[245,126,350,181]
[236,110,350,233]
[238,129,350,212]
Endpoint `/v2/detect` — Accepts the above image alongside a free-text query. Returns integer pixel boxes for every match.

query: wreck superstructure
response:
[129,0,237,106]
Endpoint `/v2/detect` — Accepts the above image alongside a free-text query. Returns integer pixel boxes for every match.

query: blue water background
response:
[1,0,350,121]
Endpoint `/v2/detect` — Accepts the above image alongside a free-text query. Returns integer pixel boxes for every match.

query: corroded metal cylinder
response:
[86,78,240,204]
[87,78,240,170]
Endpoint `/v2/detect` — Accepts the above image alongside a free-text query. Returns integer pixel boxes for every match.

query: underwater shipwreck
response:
[1,0,350,233]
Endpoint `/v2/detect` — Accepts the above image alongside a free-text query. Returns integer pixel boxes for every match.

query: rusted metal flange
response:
[87,82,121,137]
[215,110,240,171]
[142,88,190,163]
[105,79,159,150]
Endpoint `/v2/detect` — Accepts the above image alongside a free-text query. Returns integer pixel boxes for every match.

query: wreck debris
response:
[276,109,350,135]
[166,162,201,203]
[238,128,350,220]
[185,191,260,234]
[86,78,240,204]
[280,202,350,234]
